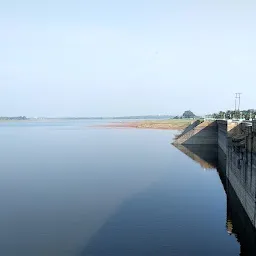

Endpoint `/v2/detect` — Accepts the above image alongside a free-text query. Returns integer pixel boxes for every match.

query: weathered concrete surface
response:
[173,121,218,145]
[223,121,256,227]
[216,120,228,153]
[226,145,256,228]
[173,119,242,153]
[253,120,256,153]
[217,120,240,154]
[175,120,202,139]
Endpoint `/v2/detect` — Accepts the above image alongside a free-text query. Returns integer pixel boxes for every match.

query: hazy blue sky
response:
[1,0,255,117]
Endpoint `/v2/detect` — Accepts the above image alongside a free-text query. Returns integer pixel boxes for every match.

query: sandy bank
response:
[97,120,195,131]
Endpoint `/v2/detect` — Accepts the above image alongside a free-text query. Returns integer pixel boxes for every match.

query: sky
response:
[0,0,255,117]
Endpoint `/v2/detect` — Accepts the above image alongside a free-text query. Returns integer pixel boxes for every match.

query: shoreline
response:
[96,119,195,131]
[0,119,196,131]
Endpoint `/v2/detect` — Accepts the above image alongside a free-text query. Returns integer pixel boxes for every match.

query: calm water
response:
[0,120,253,255]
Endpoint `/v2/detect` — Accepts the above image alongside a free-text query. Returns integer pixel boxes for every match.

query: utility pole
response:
[235,93,242,119]
[236,93,242,111]
[235,93,237,111]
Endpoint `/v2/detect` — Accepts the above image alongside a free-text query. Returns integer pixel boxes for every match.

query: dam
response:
[173,120,256,231]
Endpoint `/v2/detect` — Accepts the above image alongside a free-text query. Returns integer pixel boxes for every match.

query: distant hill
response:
[182,110,196,119]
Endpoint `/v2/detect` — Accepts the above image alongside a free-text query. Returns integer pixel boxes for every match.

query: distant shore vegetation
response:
[1,109,255,122]
[207,109,256,120]
[0,116,28,120]
[173,110,198,119]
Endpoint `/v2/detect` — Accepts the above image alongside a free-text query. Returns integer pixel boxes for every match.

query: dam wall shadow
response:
[174,144,256,255]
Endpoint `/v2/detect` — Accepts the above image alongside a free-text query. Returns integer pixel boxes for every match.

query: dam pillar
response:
[216,120,228,154]
[253,121,256,153]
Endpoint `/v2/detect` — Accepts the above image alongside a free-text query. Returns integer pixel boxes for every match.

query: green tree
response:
[182,110,196,119]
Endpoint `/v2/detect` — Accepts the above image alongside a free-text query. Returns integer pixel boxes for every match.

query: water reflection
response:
[81,143,241,256]
[174,144,218,170]
[0,123,248,255]
[175,144,256,256]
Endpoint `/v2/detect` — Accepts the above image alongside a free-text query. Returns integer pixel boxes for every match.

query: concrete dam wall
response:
[173,120,256,230]
[173,120,240,153]
[173,121,218,145]
[175,120,202,140]
[226,147,256,227]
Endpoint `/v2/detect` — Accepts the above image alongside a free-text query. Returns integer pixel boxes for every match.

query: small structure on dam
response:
[173,120,256,231]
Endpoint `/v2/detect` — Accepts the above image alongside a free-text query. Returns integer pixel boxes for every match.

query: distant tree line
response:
[208,109,256,120]
[0,116,27,120]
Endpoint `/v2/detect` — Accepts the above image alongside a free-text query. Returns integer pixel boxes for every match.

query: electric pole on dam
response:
[235,93,242,119]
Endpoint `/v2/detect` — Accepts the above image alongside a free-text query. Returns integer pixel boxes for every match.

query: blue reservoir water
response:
[0,120,249,255]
